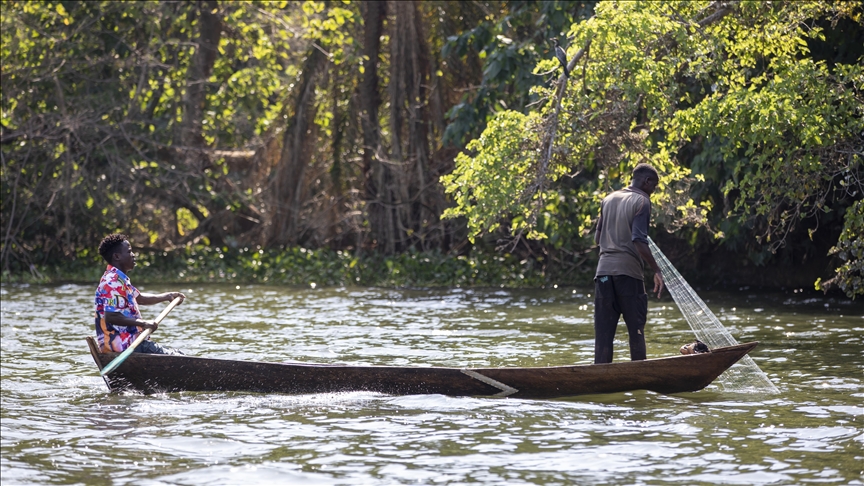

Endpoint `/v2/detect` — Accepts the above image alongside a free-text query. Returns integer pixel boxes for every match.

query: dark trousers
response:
[593,275,648,363]
[134,340,184,355]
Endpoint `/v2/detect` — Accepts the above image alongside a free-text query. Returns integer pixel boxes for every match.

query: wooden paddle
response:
[100,296,182,376]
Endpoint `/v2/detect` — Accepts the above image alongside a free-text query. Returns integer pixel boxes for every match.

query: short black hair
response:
[98,233,127,264]
[632,163,659,181]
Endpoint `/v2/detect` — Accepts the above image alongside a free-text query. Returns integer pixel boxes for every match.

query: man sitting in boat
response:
[593,163,665,364]
[95,233,186,354]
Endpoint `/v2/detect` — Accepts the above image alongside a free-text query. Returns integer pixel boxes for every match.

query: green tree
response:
[3,0,860,296]
[440,1,597,146]
[442,1,863,297]
[1,1,314,265]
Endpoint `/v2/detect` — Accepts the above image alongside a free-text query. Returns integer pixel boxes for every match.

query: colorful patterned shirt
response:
[95,265,144,352]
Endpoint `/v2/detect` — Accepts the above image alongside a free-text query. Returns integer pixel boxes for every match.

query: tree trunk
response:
[360,1,397,253]
[180,0,221,169]
[173,0,222,245]
[268,45,327,245]
[389,1,437,250]
[53,76,74,256]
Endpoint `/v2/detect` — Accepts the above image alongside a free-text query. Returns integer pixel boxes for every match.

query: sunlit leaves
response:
[442,0,863,295]
[442,111,541,242]
[1,1,321,262]
[176,207,200,237]
[670,7,863,252]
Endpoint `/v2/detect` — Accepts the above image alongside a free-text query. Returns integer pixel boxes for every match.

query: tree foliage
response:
[1,1,861,297]
[442,1,863,297]
[817,199,864,297]
[1,1,307,265]
[440,1,597,146]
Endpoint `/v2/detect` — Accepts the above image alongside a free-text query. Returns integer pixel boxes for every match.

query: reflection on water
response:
[1,284,862,485]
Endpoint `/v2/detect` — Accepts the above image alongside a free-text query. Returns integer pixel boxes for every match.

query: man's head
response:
[98,233,135,271]
[631,163,659,195]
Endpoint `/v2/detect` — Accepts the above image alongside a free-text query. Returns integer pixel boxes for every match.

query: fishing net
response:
[648,237,779,393]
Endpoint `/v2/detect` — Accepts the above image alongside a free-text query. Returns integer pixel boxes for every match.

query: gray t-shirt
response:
[594,187,651,280]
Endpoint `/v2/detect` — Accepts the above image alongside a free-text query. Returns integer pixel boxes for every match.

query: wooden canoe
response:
[85,337,758,399]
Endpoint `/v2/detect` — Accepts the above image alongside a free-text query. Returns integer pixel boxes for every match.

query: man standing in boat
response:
[593,163,664,364]
[95,233,186,354]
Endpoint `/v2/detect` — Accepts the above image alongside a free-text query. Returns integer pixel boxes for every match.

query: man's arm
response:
[105,292,184,330]
[104,312,158,330]
[634,241,663,298]
[630,197,663,298]
[137,291,185,306]
[594,214,603,244]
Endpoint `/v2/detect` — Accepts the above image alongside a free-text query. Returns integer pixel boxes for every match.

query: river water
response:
[1,283,861,485]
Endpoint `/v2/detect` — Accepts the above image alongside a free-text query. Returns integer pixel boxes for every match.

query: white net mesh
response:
[648,237,779,393]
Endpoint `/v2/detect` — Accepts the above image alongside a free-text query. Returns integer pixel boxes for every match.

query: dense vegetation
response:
[2,1,861,297]
[10,244,564,290]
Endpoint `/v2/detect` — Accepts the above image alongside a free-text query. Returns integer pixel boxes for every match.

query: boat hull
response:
[86,338,758,399]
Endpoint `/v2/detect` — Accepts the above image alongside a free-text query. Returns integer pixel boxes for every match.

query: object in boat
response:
[680,340,711,355]
[86,337,757,399]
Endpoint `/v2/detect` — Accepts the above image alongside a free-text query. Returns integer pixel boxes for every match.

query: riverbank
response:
[3,243,852,298]
[0,246,596,289]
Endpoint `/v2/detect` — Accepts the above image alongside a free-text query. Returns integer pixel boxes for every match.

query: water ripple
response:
[1,284,861,485]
